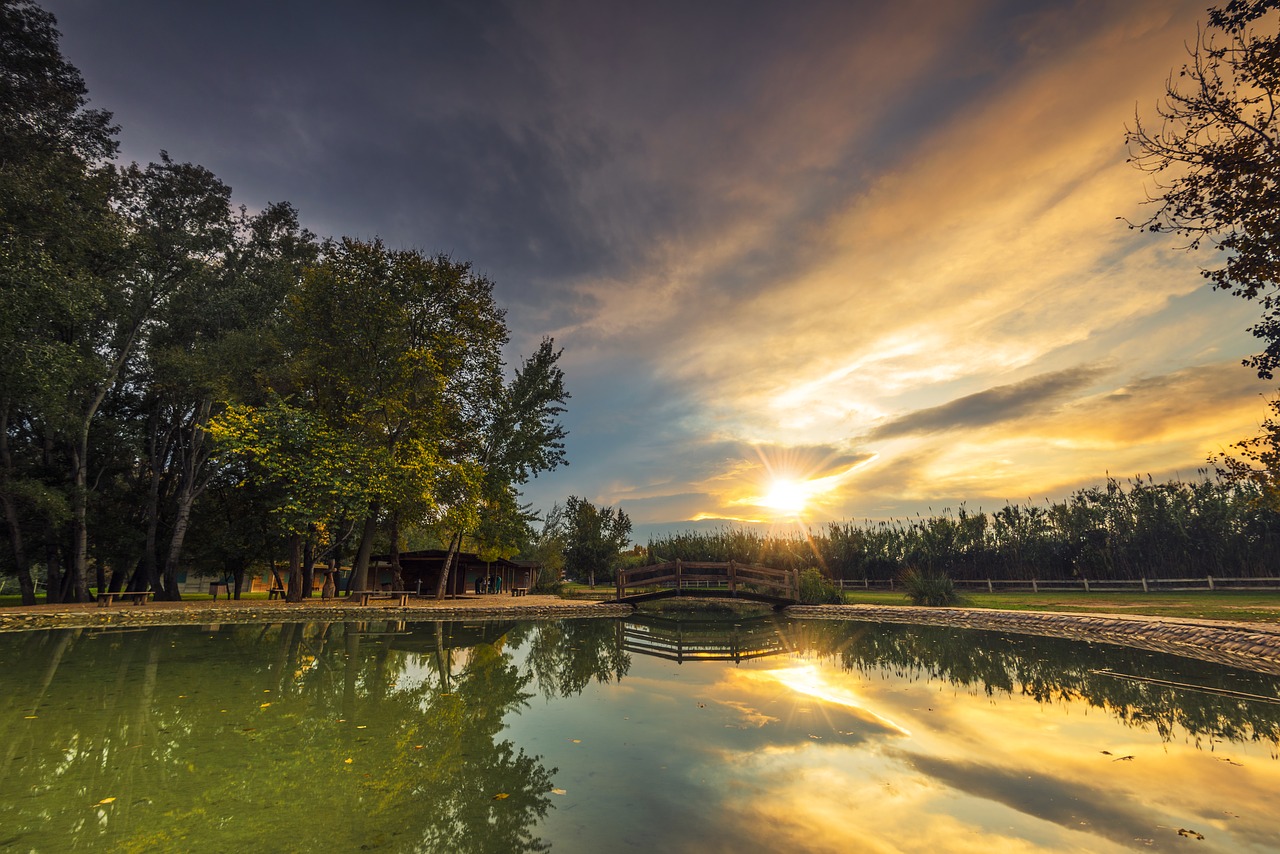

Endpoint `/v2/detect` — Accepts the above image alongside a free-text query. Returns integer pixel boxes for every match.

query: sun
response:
[760,478,810,514]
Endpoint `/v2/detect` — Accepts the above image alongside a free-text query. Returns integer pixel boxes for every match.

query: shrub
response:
[532,575,564,595]
[798,567,845,604]
[900,567,961,607]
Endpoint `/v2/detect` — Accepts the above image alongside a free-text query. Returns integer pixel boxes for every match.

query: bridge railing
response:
[616,560,799,601]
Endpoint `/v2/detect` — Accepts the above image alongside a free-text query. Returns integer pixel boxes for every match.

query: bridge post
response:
[676,559,682,594]
[616,567,623,601]
[729,560,737,596]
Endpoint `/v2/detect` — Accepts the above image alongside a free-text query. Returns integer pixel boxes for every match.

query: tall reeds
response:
[645,475,1279,581]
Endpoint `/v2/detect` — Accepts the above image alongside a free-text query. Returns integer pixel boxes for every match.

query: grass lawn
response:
[841,589,1280,623]
[562,582,1280,623]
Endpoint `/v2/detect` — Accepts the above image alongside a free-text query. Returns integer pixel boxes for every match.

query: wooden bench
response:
[268,587,287,600]
[96,591,154,608]
[356,590,414,607]
[511,587,529,597]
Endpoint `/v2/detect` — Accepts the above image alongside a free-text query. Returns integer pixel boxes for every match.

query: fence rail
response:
[834,576,1280,593]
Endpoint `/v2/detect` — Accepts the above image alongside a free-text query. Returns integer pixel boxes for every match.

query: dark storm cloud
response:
[868,365,1109,440]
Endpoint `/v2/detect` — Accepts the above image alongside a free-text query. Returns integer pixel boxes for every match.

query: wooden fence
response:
[834,576,1280,593]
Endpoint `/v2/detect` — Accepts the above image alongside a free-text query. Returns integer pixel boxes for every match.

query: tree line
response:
[0,0,567,604]
[645,475,1279,583]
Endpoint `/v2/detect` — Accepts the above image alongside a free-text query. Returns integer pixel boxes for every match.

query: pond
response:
[2,613,1278,852]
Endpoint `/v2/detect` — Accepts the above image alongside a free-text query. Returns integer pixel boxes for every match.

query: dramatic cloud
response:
[44,0,1274,530]
[868,366,1110,440]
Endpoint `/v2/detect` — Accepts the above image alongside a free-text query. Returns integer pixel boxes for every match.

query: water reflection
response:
[622,612,789,663]
[2,616,1279,852]
[0,621,554,853]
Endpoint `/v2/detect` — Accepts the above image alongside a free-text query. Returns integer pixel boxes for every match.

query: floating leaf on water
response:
[1100,750,1113,755]
[356,725,367,729]
[808,734,822,740]
[260,702,272,709]
[1177,828,1205,840]
[344,758,353,765]
[1113,755,1134,762]
[24,715,37,720]
[241,728,256,733]
[414,745,424,750]
[96,797,116,805]
[570,739,581,743]
[493,793,509,800]
[551,788,567,796]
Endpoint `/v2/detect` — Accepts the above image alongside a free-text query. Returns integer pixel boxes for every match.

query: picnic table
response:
[268,587,287,600]
[209,581,230,600]
[356,590,416,607]
[96,590,154,608]
[511,587,529,597]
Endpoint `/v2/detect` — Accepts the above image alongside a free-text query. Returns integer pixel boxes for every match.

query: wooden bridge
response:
[614,560,800,606]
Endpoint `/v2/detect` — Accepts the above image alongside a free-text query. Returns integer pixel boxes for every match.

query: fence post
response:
[1207,575,1215,591]
[1141,577,1148,593]
[1082,578,1090,593]
[616,567,623,601]
[1031,578,1038,593]
[986,578,993,594]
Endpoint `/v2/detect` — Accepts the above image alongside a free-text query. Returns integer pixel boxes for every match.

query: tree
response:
[435,337,570,596]
[561,496,632,587]
[1212,396,1280,513]
[1126,0,1280,377]
[0,0,121,604]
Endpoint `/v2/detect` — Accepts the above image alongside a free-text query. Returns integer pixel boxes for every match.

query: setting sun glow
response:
[760,479,810,513]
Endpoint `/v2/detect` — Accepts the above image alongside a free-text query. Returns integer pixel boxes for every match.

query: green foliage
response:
[1128,0,1280,377]
[561,496,632,587]
[646,475,1280,583]
[900,567,961,607]
[797,567,844,604]
[0,3,571,607]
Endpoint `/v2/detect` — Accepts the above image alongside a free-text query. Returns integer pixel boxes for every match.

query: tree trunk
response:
[302,528,316,598]
[286,532,303,603]
[159,399,212,602]
[69,442,91,603]
[44,531,63,605]
[0,402,37,605]
[159,481,194,600]
[389,514,403,590]
[435,530,461,600]
[350,508,379,593]
[232,559,246,600]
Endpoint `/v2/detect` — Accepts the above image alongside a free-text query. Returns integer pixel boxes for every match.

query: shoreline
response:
[3,596,1280,677]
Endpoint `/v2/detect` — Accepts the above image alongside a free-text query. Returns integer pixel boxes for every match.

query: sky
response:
[43,0,1275,539]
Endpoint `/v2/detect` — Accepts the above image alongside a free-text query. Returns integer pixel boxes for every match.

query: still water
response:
[2,614,1279,853]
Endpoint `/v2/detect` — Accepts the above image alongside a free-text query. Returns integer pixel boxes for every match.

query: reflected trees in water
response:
[0,622,557,852]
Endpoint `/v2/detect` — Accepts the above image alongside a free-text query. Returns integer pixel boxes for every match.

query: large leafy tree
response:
[0,0,120,604]
[1127,0,1280,377]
